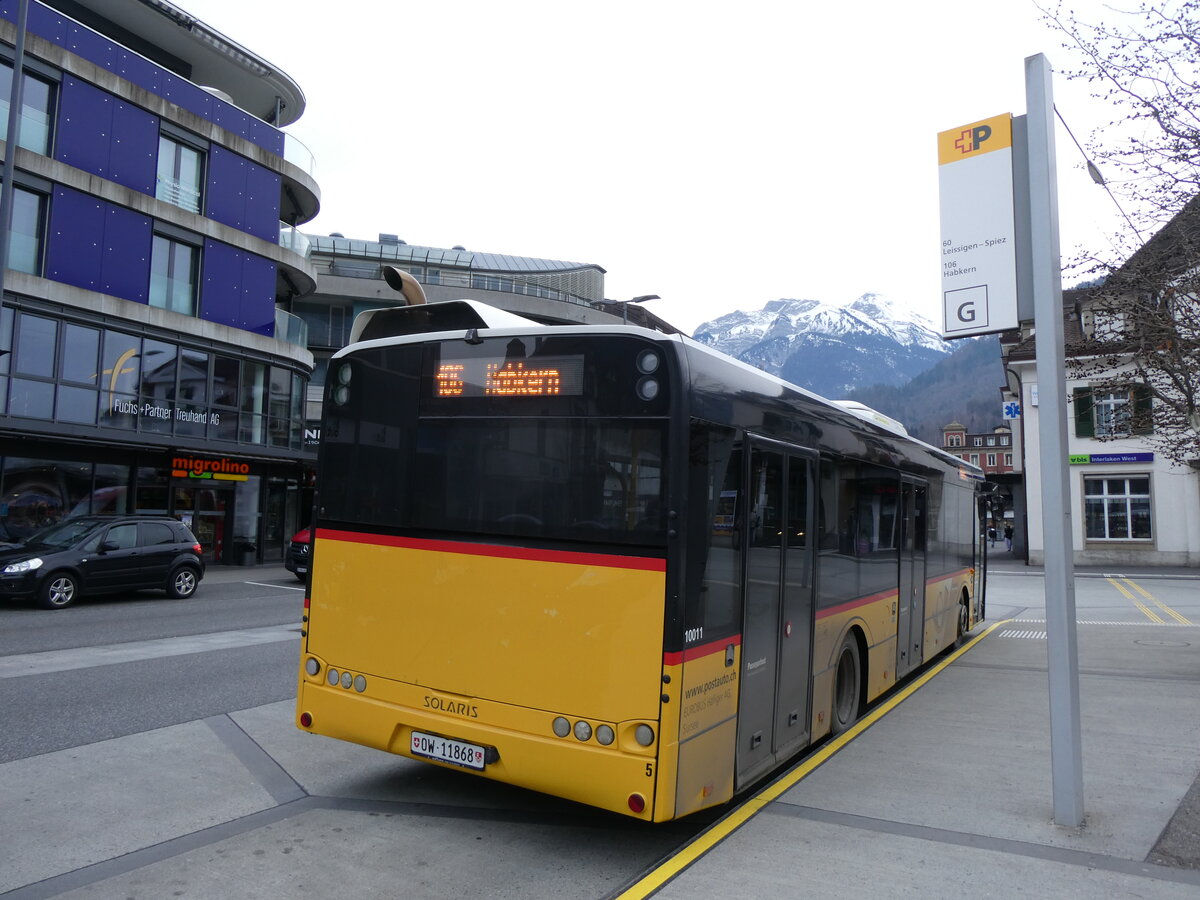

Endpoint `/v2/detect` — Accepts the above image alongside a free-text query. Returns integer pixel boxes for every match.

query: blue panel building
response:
[0,0,320,565]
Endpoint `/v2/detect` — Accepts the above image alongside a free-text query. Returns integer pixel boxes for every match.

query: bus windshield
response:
[318,337,669,548]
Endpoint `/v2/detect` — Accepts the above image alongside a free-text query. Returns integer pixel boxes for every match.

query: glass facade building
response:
[0,0,319,564]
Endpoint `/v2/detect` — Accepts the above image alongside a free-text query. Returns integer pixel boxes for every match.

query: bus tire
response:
[830,632,862,735]
[956,592,970,646]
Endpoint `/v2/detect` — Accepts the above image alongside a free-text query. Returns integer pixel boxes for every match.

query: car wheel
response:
[38,571,79,610]
[167,566,199,599]
[294,573,306,583]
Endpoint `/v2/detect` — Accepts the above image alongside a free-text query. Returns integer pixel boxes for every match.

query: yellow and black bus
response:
[296,300,985,822]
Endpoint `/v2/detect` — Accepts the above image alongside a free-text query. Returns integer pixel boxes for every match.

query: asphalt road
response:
[0,569,306,763]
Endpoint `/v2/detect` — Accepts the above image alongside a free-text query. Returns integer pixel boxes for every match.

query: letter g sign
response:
[956,301,977,323]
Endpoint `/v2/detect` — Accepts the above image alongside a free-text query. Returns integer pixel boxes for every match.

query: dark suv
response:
[0,515,205,610]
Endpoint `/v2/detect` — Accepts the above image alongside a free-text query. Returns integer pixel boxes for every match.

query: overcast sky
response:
[179,0,1131,335]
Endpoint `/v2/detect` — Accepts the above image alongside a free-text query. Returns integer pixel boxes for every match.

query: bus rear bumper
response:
[296,678,665,820]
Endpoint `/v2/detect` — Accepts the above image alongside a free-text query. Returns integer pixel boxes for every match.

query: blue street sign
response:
[1003,401,1021,420]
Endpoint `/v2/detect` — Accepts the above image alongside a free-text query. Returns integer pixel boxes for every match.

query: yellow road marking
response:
[1106,578,1166,624]
[615,619,1011,900]
[1120,578,1193,626]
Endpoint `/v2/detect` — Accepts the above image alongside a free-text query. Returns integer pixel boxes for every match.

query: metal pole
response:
[1025,52,1084,827]
[0,0,30,300]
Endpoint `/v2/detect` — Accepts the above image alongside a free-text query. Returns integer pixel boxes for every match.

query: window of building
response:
[9,186,45,275]
[149,234,200,315]
[987,453,996,467]
[1004,453,1013,466]
[987,437,996,446]
[1000,436,1009,445]
[0,60,55,154]
[970,454,979,465]
[946,434,961,447]
[1074,385,1153,438]
[973,437,983,446]
[1084,476,1151,541]
[156,133,204,214]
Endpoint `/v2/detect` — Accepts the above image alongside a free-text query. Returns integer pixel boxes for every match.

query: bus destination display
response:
[436,354,585,398]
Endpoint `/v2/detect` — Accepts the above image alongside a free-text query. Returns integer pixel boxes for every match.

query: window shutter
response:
[1132,384,1153,435]
[1073,387,1094,438]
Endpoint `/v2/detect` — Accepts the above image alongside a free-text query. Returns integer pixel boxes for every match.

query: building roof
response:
[306,234,605,276]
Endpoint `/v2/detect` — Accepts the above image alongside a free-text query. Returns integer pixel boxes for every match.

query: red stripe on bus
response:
[314,528,667,572]
[815,589,895,619]
[664,634,743,667]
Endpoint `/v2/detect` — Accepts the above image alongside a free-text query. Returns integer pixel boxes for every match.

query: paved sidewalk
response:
[2,570,1198,898]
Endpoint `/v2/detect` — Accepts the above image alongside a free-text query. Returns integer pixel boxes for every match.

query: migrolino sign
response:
[171,455,251,481]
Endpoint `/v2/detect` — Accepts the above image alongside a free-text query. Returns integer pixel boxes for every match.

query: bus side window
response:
[685,424,742,640]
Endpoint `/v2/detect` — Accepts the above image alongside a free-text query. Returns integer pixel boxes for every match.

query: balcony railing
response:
[274,307,308,348]
[283,133,316,177]
[278,225,311,258]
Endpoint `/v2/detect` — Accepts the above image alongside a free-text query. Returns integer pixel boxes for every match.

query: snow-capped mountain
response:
[692,294,951,398]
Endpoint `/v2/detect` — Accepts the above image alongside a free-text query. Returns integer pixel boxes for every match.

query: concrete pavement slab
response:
[653,810,1200,900]
[0,720,276,893]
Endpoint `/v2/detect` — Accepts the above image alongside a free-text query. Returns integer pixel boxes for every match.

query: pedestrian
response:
[987,526,996,547]
[1004,523,1013,552]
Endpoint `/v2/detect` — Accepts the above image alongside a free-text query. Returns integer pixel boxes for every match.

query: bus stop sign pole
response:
[1025,52,1085,828]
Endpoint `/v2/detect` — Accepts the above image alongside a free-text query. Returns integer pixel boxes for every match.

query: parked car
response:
[0,515,205,610]
[285,527,311,582]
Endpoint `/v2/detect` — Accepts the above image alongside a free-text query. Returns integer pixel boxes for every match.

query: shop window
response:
[140,339,177,434]
[0,60,55,155]
[14,312,55,378]
[268,365,291,448]
[149,234,200,316]
[176,347,210,437]
[1084,475,1151,541]
[100,329,141,430]
[0,305,11,415]
[240,360,266,444]
[156,133,204,214]
[0,456,91,541]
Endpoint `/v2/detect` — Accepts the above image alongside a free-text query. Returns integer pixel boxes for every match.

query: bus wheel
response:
[956,594,970,646]
[830,633,861,735]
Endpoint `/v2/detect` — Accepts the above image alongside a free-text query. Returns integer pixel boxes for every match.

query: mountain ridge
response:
[691,294,1004,438]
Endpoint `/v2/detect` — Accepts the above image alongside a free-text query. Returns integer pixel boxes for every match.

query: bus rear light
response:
[327,669,339,686]
[305,657,320,676]
[636,349,660,374]
[573,721,592,742]
[353,675,367,693]
[596,725,615,746]
[636,377,659,401]
[628,793,646,814]
[635,724,655,747]
[299,712,313,728]
[552,717,570,738]
[340,672,353,689]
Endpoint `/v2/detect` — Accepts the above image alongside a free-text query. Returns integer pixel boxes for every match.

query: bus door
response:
[736,441,816,787]
[895,477,928,679]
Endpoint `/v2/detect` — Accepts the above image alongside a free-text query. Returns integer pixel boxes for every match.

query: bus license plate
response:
[410,731,486,770]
